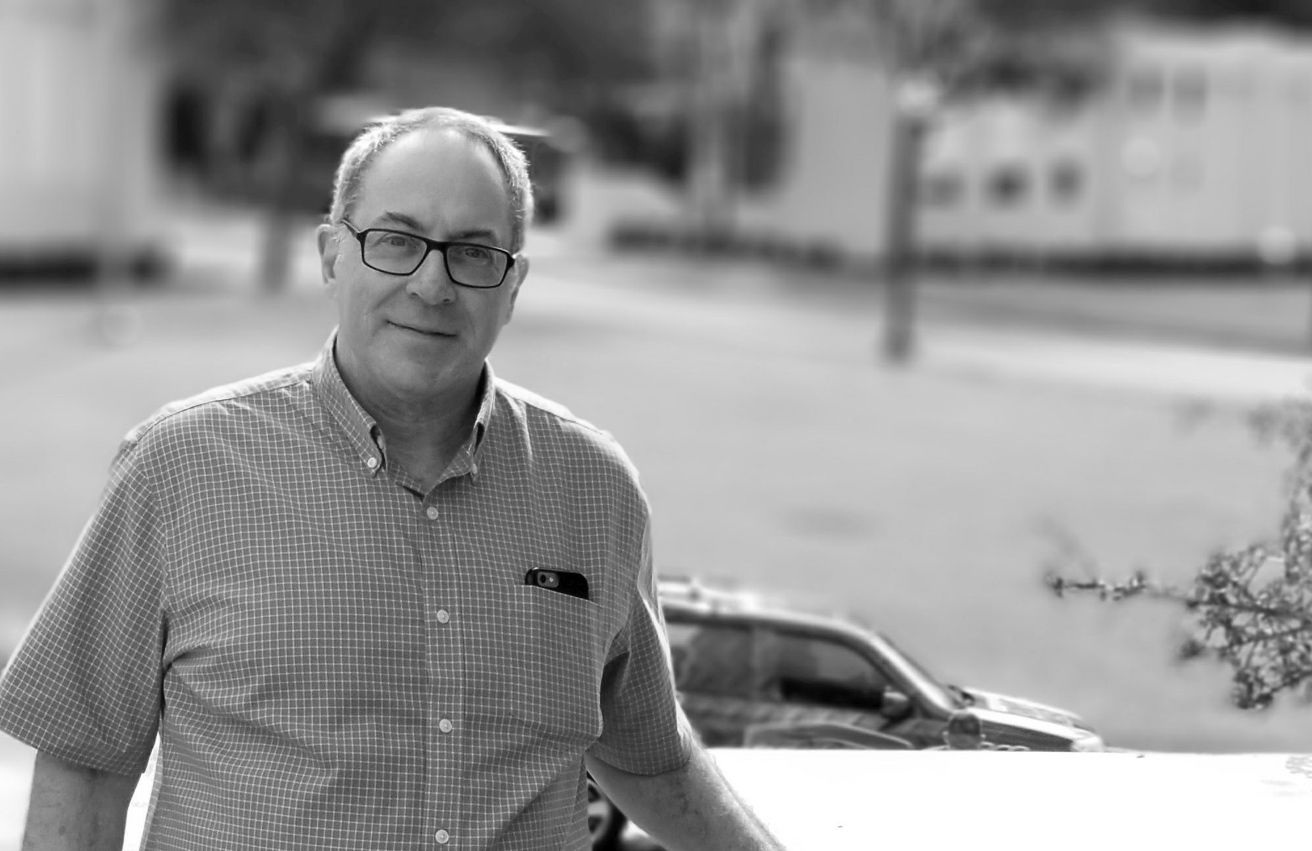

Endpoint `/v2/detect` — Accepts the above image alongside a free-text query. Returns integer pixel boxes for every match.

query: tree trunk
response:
[257,93,305,294]
[256,0,371,294]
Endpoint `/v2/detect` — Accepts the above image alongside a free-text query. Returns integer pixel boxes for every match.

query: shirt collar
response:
[311,332,385,477]
[447,362,497,482]
[471,363,496,454]
[310,331,499,481]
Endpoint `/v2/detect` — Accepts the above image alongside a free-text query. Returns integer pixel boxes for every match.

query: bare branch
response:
[1044,398,1312,711]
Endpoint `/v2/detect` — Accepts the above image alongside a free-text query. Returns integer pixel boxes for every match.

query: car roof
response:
[658,575,856,633]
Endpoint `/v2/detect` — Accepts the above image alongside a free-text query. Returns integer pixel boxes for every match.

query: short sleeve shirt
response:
[0,336,692,850]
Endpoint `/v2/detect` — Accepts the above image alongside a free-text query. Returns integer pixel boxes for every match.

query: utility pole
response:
[687,0,737,241]
[881,76,938,363]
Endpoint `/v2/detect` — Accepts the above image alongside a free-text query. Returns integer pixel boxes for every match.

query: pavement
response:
[163,205,1312,410]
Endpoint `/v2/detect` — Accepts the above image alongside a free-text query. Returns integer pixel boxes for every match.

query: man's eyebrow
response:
[447,227,503,245]
[373,211,428,231]
[371,213,504,246]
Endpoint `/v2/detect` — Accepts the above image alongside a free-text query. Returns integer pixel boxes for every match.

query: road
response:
[163,205,1312,405]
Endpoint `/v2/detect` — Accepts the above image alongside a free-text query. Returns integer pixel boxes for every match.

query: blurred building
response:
[0,0,163,273]
[582,8,1312,273]
[918,22,1312,270]
[586,0,898,262]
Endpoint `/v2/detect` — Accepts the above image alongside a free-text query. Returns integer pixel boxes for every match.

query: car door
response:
[749,624,892,734]
[665,618,763,746]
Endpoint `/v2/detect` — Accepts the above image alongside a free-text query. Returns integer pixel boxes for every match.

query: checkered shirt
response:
[0,336,692,850]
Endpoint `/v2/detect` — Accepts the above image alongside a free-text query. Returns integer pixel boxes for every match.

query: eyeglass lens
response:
[362,230,508,286]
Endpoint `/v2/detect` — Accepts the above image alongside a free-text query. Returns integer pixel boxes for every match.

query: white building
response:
[566,0,899,262]
[0,0,162,267]
[918,23,1312,267]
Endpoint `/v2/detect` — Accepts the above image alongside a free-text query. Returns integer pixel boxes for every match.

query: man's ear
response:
[505,255,529,320]
[317,224,340,289]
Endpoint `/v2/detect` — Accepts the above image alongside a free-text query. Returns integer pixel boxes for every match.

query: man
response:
[0,107,785,850]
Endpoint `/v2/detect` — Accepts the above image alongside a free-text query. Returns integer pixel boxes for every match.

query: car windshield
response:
[865,629,961,710]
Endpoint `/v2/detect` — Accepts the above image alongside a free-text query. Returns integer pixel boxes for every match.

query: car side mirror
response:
[879,689,912,721]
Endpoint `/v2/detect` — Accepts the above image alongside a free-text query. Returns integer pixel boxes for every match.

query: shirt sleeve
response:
[588,521,694,774]
[0,439,167,776]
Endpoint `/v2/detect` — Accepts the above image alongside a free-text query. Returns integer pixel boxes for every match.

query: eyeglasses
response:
[340,221,516,288]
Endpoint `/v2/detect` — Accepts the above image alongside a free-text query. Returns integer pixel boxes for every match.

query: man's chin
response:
[390,362,480,399]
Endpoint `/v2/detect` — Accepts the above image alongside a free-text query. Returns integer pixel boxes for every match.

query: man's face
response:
[318,128,527,411]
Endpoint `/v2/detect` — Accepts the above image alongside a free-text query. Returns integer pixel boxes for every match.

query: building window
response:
[922,171,964,207]
[1049,159,1083,204]
[1127,66,1165,113]
[1172,68,1207,120]
[987,164,1029,208]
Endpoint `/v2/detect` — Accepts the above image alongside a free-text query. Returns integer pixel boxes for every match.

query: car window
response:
[666,620,754,699]
[757,628,889,709]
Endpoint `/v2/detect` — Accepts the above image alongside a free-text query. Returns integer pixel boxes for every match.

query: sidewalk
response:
[923,325,1312,406]
[160,205,1312,409]
[522,249,1312,409]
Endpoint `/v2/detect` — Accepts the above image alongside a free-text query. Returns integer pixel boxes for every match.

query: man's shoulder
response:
[492,378,633,463]
[494,378,598,431]
[124,361,316,450]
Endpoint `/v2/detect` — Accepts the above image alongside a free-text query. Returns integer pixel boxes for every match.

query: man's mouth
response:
[390,321,455,338]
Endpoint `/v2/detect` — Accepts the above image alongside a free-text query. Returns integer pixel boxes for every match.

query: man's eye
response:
[456,245,493,262]
[381,234,415,248]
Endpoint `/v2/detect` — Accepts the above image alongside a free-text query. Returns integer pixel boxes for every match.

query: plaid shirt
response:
[0,336,691,850]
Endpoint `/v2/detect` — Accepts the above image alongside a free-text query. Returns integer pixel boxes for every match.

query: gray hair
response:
[327,106,535,253]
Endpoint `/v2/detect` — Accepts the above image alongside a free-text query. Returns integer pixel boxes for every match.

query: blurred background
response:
[4,0,1312,761]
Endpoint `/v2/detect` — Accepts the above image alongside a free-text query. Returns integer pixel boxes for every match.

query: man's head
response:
[328,107,535,253]
[317,106,534,414]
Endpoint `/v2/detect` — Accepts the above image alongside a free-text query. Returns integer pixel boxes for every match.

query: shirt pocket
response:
[494,585,606,746]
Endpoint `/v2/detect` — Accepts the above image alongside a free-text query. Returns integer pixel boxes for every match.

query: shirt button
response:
[425,506,439,520]
[365,456,378,469]
[436,609,450,624]
[435,829,450,844]
[438,718,454,734]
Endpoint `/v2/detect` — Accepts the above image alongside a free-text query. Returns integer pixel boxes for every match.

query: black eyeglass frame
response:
[340,220,517,288]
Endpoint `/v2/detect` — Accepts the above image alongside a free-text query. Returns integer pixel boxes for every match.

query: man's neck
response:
[339,365,483,489]
[374,390,478,489]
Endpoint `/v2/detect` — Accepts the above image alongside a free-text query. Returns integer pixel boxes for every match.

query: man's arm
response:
[585,743,787,851]
[20,751,139,851]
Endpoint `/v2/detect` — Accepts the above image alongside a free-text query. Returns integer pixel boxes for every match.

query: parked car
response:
[660,576,1104,752]
[588,576,1104,848]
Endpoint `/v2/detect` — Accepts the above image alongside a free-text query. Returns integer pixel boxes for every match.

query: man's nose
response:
[405,250,457,305]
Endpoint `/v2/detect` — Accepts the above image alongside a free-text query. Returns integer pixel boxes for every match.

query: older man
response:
[0,107,784,850]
